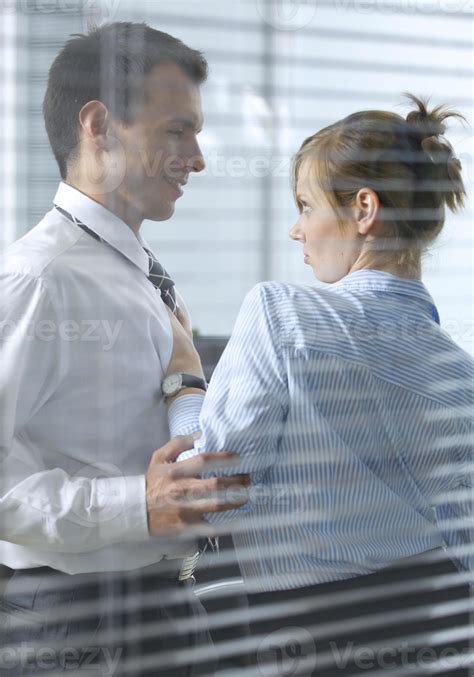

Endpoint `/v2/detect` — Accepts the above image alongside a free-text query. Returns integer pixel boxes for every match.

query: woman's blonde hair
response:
[292,94,466,269]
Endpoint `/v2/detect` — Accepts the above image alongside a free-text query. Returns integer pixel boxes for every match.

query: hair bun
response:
[406,108,445,140]
[421,135,463,183]
[420,135,453,162]
[404,93,466,212]
[404,93,465,142]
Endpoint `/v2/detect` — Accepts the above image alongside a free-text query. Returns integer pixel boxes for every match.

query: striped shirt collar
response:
[330,269,440,323]
[53,181,151,275]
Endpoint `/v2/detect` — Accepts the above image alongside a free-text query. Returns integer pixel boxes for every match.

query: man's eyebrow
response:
[168,116,204,132]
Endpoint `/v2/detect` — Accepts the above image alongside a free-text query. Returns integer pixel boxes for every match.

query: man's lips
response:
[164,175,187,197]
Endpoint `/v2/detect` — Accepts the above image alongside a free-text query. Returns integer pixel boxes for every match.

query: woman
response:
[165,95,472,674]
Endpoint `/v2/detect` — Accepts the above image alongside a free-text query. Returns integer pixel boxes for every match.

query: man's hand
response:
[146,434,250,537]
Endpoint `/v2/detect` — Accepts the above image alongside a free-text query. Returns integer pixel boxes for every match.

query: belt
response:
[0,556,198,588]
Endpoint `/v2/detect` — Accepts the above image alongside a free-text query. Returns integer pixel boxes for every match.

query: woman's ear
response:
[354,188,380,236]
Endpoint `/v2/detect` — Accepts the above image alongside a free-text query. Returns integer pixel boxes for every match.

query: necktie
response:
[54,205,217,579]
[54,205,177,314]
[143,247,177,315]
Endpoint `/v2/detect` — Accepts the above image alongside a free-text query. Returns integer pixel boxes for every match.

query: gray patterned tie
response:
[143,247,177,315]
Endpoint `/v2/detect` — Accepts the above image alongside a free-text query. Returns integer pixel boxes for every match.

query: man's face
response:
[112,62,205,222]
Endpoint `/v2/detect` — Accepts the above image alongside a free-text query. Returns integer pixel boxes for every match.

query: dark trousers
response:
[0,562,216,676]
[234,551,471,676]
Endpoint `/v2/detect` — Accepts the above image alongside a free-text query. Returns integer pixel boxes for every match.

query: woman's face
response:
[289,162,361,283]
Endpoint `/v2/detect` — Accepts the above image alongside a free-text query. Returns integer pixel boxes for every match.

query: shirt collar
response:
[330,269,439,322]
[53,182,150,275]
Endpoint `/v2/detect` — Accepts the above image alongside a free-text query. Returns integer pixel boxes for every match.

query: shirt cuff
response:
[168,394,204,437]
[94,474,150,543]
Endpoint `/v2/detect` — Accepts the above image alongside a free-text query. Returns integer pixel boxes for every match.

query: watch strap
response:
[180,374,207,391]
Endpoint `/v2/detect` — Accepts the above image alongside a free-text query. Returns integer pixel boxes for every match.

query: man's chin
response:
[145,203,176,222]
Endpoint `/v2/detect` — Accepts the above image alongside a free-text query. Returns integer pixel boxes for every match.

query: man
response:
[0,22,248,676]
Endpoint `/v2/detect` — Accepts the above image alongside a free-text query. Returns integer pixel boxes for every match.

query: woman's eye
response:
[302,205,313,215]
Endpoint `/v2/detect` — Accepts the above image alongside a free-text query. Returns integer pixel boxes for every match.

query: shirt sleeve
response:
[0,272,150,553]
[178,283,288,523]
[168,394,204,437]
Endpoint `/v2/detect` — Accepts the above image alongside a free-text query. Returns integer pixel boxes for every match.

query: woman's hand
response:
[175,304,193,339]
[166,306,205,381]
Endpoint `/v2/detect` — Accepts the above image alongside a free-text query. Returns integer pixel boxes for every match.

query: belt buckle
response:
[178,549,201,583]
[178,538,214,583]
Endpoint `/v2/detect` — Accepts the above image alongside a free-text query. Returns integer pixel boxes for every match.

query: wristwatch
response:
[161,373,208,398]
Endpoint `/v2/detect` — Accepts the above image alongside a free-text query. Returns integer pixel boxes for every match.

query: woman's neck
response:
[350,249,422,280]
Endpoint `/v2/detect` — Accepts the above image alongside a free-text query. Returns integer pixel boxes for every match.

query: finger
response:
[152,435,199,464]
[161,520,219,540]
[186,496,249,513]
[177,483,250,507]
[166,305,191,336]
[180,521,221,539]
[176,307,192,336]
[188,475,251,494]
[169,452,242,478]
[165,306,186,336]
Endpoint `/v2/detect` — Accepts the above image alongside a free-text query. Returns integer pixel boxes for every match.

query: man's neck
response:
[64,178,143,235]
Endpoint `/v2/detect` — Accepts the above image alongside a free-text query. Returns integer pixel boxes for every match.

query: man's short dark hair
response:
[43,21,208,179]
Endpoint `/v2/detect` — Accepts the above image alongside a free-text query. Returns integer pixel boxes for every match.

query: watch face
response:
[163,373,182,396]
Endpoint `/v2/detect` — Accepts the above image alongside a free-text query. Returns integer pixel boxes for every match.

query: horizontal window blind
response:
[1,1,472,675]
[5,0,471,345]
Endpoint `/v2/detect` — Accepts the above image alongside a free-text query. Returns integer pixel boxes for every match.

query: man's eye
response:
[168,129,184,136]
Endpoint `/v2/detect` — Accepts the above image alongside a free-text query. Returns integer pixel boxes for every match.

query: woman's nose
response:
[289,219,304,242]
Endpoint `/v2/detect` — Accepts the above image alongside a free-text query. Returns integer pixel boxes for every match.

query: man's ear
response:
[353,188,380,236]
[78,100,109,149]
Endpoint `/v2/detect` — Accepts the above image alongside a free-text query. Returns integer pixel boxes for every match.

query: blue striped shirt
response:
[170,270,473,592]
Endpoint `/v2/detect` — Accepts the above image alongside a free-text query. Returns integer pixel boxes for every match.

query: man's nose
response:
[186,139,205,173]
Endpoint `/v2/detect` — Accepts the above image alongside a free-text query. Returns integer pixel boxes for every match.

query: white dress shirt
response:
[0,182,195,574]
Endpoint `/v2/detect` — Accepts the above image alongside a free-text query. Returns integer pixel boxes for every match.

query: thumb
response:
[176,306,193,337]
